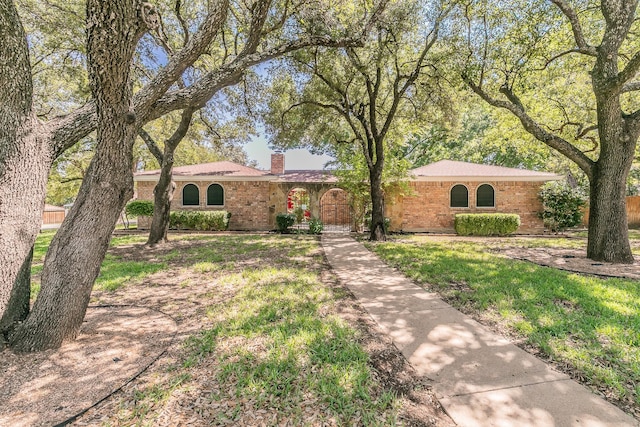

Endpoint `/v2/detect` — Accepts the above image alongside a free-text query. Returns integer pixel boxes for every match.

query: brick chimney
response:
[271,152,285,175]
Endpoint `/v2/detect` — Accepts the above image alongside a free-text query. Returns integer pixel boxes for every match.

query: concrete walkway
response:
[322,234,638,427]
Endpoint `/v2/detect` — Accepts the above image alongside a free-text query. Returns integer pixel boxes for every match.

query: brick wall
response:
[388,180,546,233]
[135,180,272,230]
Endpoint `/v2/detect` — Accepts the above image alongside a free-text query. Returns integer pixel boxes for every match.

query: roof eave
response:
[412,175,563,182]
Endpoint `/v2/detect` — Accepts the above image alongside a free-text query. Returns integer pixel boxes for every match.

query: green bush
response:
[454,213,520,236]
[538,181,587,232]
[169,210,231,231]
[125,200,154,217]
[276,213,296,233]
[309,217,324,235]
[365,217,391,232]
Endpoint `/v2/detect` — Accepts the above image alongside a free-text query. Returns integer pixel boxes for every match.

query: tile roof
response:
[135,161,269,177]
[411,160,560,180]
[277,170,338,183]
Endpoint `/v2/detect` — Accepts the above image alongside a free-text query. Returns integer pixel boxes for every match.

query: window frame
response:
[476,183,495,208]
[181,183,200,206]
[450,184,469,208]
[206,183,225,207]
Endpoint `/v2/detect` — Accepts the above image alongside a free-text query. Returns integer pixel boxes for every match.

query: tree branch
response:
[138,128,164,163]
[622,81,640,93]
[549,0,597,56]
[463,75,595,179]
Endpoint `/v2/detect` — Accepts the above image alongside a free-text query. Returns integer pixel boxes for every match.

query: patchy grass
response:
[79,233,407,425]
[368,237,640,410]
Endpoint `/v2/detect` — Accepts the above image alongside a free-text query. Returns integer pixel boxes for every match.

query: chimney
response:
[271,152,285,175]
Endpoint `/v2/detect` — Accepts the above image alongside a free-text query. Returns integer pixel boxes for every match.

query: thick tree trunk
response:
[587,151,635,263]
[0,247,33,334]
[369,164,386,241]
[9,0,148,351]
[0,0,52,331]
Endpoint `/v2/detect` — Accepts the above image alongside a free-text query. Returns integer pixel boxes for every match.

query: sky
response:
[244,136,334,171]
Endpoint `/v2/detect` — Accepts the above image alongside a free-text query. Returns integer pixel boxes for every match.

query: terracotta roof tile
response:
[411,160,560,179]
[135,161,268,177]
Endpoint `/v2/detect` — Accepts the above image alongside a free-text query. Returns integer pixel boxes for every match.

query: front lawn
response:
[28,232,443,425]
[368,236,640,414]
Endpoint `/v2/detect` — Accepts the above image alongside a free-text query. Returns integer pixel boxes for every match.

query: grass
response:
[30,232,402,425]
[368,237,640,408]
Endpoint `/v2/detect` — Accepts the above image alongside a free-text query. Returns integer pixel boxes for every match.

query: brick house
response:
[133,155,561,233]
[386,160,562,233]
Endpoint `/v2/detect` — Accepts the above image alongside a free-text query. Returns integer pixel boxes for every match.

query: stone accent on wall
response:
[388,180,546,233]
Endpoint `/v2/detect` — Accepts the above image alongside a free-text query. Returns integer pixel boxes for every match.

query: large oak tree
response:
[461,0,640,263]
[0,0,385,351]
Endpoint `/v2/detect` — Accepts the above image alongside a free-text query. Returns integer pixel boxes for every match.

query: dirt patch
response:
[0,306,176,427]
[500,246,640,279]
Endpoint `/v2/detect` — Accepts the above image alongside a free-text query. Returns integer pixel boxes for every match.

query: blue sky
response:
[244,135,334,170]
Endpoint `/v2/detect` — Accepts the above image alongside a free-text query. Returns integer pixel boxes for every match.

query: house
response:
[387,160,562,233]
[133,155,561,233]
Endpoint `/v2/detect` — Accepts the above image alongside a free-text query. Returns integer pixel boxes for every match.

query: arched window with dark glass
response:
[207,183,224,206]
[450,184,468,208]
[476,184,495,208]
[182,184,200,206]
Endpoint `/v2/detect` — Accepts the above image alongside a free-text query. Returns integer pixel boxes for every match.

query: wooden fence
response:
[583,196,640,227]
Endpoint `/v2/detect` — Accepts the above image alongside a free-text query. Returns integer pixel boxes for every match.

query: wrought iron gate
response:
[320,189,352,232]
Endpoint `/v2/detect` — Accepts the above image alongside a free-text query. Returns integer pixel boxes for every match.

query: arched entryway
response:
[287,187,311,222]
[320,188,351,232]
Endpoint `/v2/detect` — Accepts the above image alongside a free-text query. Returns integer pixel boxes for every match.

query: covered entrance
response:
[320,189,351,232]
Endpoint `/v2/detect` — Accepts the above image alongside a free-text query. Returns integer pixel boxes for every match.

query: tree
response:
[1,0,386,351]
[264,0,452,241]
[461,0,640,263]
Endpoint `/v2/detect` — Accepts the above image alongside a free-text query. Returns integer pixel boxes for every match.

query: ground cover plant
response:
[368,236,640,417]
[23,231,451,426]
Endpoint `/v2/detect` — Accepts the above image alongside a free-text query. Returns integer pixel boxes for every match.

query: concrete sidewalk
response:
[322,234,638,427]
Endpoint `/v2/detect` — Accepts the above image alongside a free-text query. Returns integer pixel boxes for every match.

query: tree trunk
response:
[587,150,635,263]
[147,167,175,245]
[0,247,33,334]
[369,164,386,241]
[9,0,148,351]
[145,108,194,245]
[0,0,52,331]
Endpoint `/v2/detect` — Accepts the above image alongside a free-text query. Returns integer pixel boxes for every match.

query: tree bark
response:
[0,0,53,332]
[9,0,149,351]
[0,248,33,334]
[369,163,386,241]
[142,108,194,245]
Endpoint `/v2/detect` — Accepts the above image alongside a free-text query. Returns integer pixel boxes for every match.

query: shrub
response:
[538,181,588,232]
[276,213,296,233]
[125,200,154,217]
[309,217,324,235]
[364,216,391,233]
[454,213,520,236]
[169,210,231,231]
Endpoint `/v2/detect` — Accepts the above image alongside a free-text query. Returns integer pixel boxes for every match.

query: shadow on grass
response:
[371,240,640,407]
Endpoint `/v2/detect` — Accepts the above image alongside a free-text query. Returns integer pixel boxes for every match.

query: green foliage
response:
[539,181,587,232]
[125,200,154,217]
[293,207,305,224]
[276,213,296,233]
[454,213,520,236]
[169,210,231,231]
[308,217,324,235]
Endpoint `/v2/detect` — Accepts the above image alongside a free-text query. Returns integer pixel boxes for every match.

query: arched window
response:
[450,184,468,208]
[476,184,495,208]
[182,184,200,206]
[207,183,224,206]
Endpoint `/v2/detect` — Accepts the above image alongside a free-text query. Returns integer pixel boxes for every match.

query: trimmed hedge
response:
[125,200,154,217]
[169,210,231,231]
[276,213,296,233]
[454,213,520,236]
